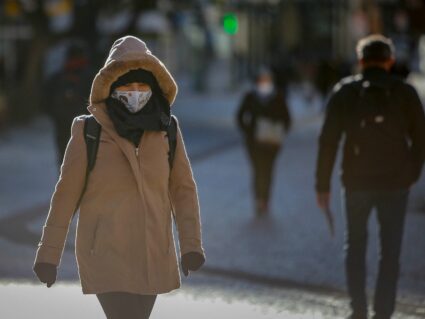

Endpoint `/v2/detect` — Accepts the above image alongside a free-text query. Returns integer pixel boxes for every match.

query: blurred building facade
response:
[1,0,424,124]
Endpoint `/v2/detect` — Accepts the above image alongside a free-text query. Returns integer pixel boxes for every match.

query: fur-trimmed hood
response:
[89,35,178,106]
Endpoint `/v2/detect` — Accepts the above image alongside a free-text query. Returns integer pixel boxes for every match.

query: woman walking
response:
[33,35,205,318]
[237,68,291,216]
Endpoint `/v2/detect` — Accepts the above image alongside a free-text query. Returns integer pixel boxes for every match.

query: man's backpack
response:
[346,79,410,177]
[72,115,178,217]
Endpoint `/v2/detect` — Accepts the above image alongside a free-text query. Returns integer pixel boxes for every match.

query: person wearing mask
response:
[315,34,425,319]
[236,68,291,216]
[33,35,205,319]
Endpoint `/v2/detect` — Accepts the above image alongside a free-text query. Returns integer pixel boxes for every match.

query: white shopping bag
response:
[255,117,285,145]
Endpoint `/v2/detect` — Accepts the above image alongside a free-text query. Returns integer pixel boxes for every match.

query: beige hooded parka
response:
[33,36,205,295]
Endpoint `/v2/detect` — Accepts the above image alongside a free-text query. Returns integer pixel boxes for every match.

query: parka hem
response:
[81,283,181,295]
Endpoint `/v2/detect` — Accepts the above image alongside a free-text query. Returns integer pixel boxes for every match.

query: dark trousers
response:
[343,189,408,318]
[96,292,157,319]
[245,138,280,204]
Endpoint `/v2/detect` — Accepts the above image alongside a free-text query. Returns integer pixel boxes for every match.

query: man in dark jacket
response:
[315,35,425,319]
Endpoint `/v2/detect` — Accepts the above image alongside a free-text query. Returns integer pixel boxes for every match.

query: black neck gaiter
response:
[106,94,170,147]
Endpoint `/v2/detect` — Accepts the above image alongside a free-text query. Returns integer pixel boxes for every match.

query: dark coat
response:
[315,67,425,192]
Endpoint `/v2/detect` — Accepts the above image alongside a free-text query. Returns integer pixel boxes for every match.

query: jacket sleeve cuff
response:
[34,224,68,266]
[179,238,205,257]
[34,244,63,266]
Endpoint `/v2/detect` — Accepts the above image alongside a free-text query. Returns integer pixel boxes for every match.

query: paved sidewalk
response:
[1,272,424,319]
[0,277,347,319]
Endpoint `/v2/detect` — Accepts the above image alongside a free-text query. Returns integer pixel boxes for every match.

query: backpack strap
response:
[166,115,178,222]
[72,115,101,218]
[84,115,102,171]
[167,115,178,170]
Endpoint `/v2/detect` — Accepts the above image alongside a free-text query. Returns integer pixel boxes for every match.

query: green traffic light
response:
[223,13,238,35]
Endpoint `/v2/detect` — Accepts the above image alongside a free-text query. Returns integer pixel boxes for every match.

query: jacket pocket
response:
[90,215,107,256]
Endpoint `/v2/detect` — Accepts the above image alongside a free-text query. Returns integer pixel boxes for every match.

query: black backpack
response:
[345,79,410,177]
[72,115,178,217]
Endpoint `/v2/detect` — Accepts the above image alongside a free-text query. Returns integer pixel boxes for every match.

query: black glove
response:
[33,262,57,288]
[181,252,205,277]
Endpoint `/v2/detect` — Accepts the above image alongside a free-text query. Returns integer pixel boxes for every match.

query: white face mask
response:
[111,89,152,113]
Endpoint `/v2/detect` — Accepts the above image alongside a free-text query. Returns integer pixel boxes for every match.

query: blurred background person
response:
[315,34,425,319]
[236,67,291,217]
[42,40,93,167]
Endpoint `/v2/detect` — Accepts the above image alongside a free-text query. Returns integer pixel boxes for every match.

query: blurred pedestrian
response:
[33,36,205,319]
[237,68,291,216]
[315,34,425,319]
[42,40,93,167]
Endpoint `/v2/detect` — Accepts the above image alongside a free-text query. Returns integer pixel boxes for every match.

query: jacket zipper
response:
[135,142,148,285]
